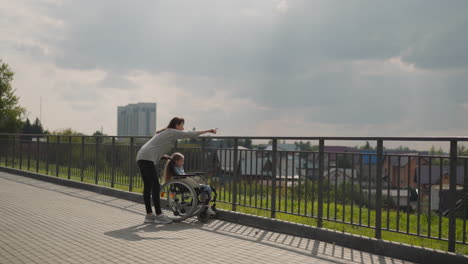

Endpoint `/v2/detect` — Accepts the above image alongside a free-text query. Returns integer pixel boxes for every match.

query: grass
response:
[214,202,468,254]
[1,157,467,254]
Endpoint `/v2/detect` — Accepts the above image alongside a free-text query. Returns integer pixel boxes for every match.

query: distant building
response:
[117,103,156,136]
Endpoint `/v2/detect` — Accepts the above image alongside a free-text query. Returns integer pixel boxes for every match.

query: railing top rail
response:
[0,134,153,139]
[207,136,468,141]
[1,133,468,141]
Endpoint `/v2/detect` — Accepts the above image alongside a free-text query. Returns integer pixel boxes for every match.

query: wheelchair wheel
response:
[160,180,199,222]
[197,209,210,223]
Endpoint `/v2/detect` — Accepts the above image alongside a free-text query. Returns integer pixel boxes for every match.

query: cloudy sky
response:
[1,0,467,147]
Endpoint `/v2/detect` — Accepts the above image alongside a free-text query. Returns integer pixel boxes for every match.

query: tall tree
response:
[294,141,317,151]
[458,145,468,156]
[243,138,252,149]
[429,145,444,155]
[21,118,32,140]
[360,141,374,150]
[31,118,45,134]
[22,118,32,134]
[50,128,84,143]
[92,130,106,144]
[0,60,25,133]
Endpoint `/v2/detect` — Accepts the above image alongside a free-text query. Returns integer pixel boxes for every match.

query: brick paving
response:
[0,171,412,264]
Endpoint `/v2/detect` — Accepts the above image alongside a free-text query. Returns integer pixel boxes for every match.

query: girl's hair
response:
[163,152,184,183]
[156,117,185,134]
[167,117,185,129]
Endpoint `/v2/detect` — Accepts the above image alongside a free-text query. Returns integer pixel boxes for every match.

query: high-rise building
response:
[117,103,156,136]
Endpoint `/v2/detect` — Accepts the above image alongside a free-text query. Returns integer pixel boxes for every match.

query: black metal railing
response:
[1,134,467,253]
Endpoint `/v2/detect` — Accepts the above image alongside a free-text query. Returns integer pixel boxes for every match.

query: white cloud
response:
[276,0,288,12]
[1,0,467,147]
[352,57,424,76]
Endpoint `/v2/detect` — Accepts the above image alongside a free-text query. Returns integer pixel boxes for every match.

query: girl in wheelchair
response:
[161,152,217,222]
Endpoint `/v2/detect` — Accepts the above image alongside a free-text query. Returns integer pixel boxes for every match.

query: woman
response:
[136,117,217,224]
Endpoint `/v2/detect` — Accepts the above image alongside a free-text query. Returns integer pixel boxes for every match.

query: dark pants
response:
[137,160,162,215]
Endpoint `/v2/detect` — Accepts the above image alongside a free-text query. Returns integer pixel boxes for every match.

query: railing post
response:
[232,138,239,211]
[201,137,206,172]
[129,137,134,192]
[4,136,9,167]
[111,137,116,188]
[464,158,468,245]
[0,136,2,165]
[35,137,39,173]
[56,136,60,177]
[45,135,49,175]
[1,136,4,166]
[67,136,71,179]
[95,136,99,184]
[80,136,85,182]
[0,136,2,166]
[3,136,6,166]
[1,136,3,166]
[19,136,23,170]
[317,139,325,227]
[27,138,31,170]
[375,140,383,239]
[7,136,12,167]
[1,137,3,166]
[448,140,458,252]
[12,135,16,168]
[271,138,278,218]
[4,137,7,166]
[2,136,5,165]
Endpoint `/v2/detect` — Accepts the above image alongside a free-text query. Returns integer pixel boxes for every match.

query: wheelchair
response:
[159,164,218,223]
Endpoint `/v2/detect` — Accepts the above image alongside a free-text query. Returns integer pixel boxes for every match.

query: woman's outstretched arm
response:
[196,128,217,135]
[171,128,217,139]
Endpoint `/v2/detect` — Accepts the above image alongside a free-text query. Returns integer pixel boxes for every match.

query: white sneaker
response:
[206,207,216,216]
[154,213,173,224]
[144,213,156,223]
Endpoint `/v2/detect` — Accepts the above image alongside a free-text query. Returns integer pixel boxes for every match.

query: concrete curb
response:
[1,166,467,264]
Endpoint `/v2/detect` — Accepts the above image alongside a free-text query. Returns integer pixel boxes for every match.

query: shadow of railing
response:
[0,172,410,264]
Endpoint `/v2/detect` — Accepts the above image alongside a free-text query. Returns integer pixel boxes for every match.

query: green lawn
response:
[214,202,468,254]
[1,158,467,254]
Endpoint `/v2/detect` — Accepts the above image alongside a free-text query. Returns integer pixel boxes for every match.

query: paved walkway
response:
[0,171,412,264]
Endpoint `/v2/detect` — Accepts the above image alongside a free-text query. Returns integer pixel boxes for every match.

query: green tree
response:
[429,145,445,155]
[50,128,85,143]
[92,130,107,144]
[458,145,468,157]
[53,128,83,136]
[31,118,45,134]
[242,139,252,149]
[225,138,234,148]
[0,60,25,133]
[21,118,32,140]
[92,130,104,136]
[22,118,32,133]
[396,145,411,152]
[294,141,319,151]
[360,141,374,150]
